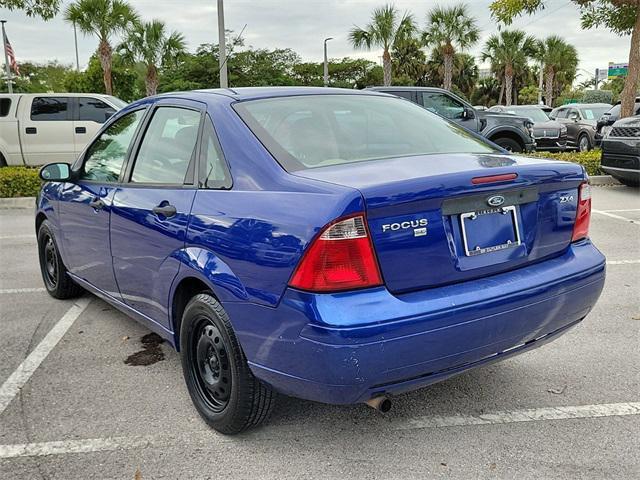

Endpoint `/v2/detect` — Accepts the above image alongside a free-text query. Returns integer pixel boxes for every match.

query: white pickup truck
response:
[0,93,126,166]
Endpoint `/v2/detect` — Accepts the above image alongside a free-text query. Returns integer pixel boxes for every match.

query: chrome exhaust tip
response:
[365,396,392,413]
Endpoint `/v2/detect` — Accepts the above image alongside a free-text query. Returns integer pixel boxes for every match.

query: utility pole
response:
[217,0,228,88]
[323,37,333,87]
[73,21,80,72]
[1,21,13,93]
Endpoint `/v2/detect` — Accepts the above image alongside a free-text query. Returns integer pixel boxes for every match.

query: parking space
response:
[0,186,639,479]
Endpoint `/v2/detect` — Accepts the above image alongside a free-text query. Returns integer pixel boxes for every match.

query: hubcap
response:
[192,321,231,411]
[579,137,589,151]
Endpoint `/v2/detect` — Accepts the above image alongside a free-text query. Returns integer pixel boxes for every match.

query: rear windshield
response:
[234,94,496,171]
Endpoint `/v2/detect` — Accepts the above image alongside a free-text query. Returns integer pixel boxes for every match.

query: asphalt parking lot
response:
[0,186,638,480]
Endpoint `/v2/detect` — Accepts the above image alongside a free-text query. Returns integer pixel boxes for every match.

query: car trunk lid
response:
[294,153,586,293]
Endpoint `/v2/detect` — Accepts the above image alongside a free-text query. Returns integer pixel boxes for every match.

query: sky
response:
[1,0,630,84]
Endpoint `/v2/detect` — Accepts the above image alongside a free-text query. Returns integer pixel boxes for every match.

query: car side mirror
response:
[39,163,71,182]
[570,113,579,122]
[462,108,475,120]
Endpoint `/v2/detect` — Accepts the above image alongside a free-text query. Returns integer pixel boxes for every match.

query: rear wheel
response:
[180,293,276,434]
[578,134,591,152]
[493,137,523,153]
[37,220,83,299]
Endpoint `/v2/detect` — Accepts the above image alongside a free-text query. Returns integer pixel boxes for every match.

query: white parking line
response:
[0,288,46,294]
[0,401,638,459]
[606,260,640,265]
[0,297,91,415]
[0,234,35,240]
[601,209,640,213]
[592,209,640,225]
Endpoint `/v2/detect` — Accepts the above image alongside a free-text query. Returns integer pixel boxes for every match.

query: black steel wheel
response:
[37,220,83,299]
[180,293,276,434]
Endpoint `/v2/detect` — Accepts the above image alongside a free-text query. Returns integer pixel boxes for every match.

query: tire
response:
[37,220,83,299]
[617,177,640,188]
[180,293,276,434]
[493,137,523,153]
[578,134,591,152]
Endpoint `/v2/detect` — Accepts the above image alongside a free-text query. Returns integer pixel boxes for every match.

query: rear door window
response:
[31,97,70,121]
[78,97,116,123]
[130,106,201,184]
[0,98,11,117]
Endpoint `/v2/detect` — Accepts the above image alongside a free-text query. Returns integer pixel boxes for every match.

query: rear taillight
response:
[289,214,383,292]
[572,182,591,242]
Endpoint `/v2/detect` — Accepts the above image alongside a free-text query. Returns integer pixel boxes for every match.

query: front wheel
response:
[180,293,276,434]
[37,220,83,299]
[578,134,591,152]
[493,137,523,153]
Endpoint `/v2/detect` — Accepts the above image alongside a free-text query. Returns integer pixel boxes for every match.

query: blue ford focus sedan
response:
[36,87,605,433]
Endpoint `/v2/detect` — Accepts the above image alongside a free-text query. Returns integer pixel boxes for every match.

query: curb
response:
[0,197,36,209]
[589,175,621,186]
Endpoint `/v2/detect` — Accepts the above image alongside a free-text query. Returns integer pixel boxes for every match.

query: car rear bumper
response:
[534,137,567,151]
[227,240,605,405]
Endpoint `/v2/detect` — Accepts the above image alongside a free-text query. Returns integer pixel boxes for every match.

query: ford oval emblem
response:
[487,195,505,207]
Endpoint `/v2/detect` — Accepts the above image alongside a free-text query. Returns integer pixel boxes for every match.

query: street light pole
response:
[1,21,13,93]
[217,0,228,88]
[323,37,333,87]
[73,21,80,72]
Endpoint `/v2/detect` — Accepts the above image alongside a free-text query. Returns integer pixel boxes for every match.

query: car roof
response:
[367,86,447,93]
[187,86,389,102]
[555,103,612,108]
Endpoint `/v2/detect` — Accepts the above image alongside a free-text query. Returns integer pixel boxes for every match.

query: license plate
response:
[460,206,521,256]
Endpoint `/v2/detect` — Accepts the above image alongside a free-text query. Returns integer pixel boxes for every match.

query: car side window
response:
[30,97,70,121]
[387,91,413,101]
[78,97,116,124]
[0,98,11,117]
[200,117,231,189]
[421,93,465,119]
[554,109,567,119]
[81,109,145,183]
[130,106,200,185]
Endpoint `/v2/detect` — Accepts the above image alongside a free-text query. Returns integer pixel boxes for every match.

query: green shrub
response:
[0,167,41,198]
[524,149,602,176]
[583,89,613,105]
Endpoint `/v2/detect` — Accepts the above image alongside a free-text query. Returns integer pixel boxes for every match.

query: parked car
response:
[367,86,536,153]
[0,93,126,166]
[595,98,640,146]
[549,103,612,151]
[600,115,640,187]
[36,87,605,434]
[488,105,567,151]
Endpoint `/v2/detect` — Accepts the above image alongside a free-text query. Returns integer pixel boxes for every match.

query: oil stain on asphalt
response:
[124,333,165,366]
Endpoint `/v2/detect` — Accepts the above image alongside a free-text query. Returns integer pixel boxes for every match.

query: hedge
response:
[524,149,602,176]
[0,167,41,198]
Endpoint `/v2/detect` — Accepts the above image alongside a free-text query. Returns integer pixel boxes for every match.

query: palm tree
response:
[349,4,416,86]
[426,49,478,97]
[481,30,536,106]
[538,36,578,107]
[65,0,138,95]
[119,20,186,96]
[423,3,479,91]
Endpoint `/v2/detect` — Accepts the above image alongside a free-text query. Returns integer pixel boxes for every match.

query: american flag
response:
[3,29,19,76]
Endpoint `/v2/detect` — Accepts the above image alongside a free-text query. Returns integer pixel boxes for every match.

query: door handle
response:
[25,127,37,134]
[89,198,105,210]
[152,203,177,218]
[75,127,87,134]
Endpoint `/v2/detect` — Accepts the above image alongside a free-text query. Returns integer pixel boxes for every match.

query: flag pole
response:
[1,20,13,93]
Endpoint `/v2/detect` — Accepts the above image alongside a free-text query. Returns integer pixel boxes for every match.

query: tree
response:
[392,37,427,85]
[0,0,60,19]
[64,0,138,95]
[119,20,186,96]
[518,85,539,104]
[425,48,478,97]
[471,77,502,106]
[490,0,640,118]
[349,4,416,86]
[538,36,578,107]
[481,30,536,106]
[422,3,480,91]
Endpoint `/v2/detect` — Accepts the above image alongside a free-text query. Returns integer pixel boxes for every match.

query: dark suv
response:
[600,115,640,187]
[549,103,612,151]
[595,98,640,146]
[488,105,567,152]
[367,86,535,153]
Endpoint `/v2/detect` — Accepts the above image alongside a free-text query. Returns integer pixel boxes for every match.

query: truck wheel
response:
[37,220,83,299]
[0,153,6,167]
[493,137,523,153]
[180,293,276,434]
